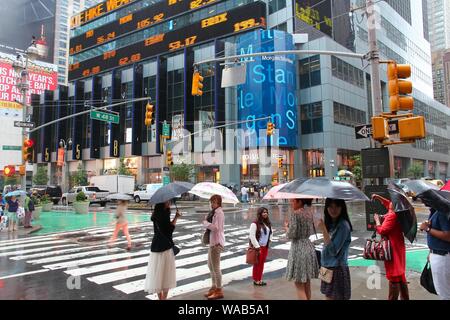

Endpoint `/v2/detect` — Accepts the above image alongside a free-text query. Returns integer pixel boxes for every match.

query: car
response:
[61,186,110,206]
[133,183,163,203]
[30,185,63,205]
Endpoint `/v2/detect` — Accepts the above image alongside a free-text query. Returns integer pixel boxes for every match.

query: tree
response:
[118,157,132,176]
[170,163,195,182]
[71,163,88,187]
[351,155,362,184]
[408,163,423,179]
[33,166,49,185]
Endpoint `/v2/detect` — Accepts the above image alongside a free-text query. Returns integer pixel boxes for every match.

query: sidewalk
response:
[173,266,439,300]
[0,224,42,240]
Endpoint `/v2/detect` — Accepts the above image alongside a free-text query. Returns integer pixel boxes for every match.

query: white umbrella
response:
[262,183,316,200]
[189,182,239,204]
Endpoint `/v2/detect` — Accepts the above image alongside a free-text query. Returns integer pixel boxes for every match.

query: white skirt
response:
[144,248,176,294]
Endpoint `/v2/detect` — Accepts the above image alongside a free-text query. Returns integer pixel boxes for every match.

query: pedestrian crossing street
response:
[1,218,411,299]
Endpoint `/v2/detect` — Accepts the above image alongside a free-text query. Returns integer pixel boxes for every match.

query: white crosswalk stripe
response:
[0,220,289,299]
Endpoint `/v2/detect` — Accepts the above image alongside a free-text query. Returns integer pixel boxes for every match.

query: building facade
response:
[427,0,450,106]
[33,0,450,189]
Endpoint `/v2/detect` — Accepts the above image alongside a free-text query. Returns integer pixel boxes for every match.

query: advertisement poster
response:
[0,52,58,111]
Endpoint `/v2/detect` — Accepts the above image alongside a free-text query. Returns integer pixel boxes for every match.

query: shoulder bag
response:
[246,242,260,265]
[363,231,392,261]
[420,261,437,295]
[201,209,216,246]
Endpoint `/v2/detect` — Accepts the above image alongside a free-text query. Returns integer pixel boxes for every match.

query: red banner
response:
[57,148,65,167]
[0,53,57,106]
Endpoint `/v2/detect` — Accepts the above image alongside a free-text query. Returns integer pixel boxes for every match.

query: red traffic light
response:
[3,165,15,177]
[24,139,34,148]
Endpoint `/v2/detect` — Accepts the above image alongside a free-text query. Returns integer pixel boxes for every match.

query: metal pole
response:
[366,0,383,116]
[21,55,29,191]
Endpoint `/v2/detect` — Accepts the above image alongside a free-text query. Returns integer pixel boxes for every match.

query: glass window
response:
[301,102,323,134]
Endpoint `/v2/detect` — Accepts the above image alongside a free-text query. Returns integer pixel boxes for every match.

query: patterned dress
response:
[285,208,319,283]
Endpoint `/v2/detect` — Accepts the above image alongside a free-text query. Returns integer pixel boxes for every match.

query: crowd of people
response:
[0,192,36,232]
[134,191,449,301]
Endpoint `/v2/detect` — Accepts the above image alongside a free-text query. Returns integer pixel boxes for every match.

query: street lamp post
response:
[13,38,39,191]
[59,139,72,192]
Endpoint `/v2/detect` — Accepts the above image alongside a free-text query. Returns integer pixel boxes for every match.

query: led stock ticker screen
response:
[69,2,267,81]
[70,0,221,54]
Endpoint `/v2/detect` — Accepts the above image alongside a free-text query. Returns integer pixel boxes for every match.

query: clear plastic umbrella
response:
[189,182,239,204]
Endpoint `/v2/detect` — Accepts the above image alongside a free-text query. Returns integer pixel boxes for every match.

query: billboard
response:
[0,52,58,111]
[236,30,298,148]
[69,1,267,80]
[0,0,56,63]
[295,0,332,37]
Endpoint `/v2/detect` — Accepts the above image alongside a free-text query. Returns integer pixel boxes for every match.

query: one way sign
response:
[355,120,399,139]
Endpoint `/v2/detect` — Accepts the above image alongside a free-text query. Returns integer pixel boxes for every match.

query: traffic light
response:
[398,116,426,140]
[191,71,204,96]
[145,102,154,126]
[166,150,173,166]
[22,138,34,162]
[371,116,389,142]
[387,62,414,113]
[3,165,15,177]
[277,158,283,168]
[19,165,26,176]
[267,122,275,136]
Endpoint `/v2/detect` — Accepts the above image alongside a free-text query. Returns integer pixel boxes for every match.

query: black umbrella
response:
[405,180,450,218]
[386,183,417,243]
[149,181,194,205]
[279,177,369,201]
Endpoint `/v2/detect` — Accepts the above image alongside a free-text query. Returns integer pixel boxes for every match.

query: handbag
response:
[201,230,210,246]
[318,266,333,284]
[246,245,260,265]
[363,231,392,261]
[420,261,437,295]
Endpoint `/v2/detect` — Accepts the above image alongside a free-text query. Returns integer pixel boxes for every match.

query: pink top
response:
[203,207,225,247]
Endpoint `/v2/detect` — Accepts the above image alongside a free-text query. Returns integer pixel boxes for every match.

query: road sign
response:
[355,120,399,139]
[14,121,35,129]
[2,145,21,151]
[90,110,120,124]
[163,176,170,185]
[162,123,171,138]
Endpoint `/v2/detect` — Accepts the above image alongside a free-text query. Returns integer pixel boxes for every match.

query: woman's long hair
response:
[152,202,170,222]
[323,198,353,232]
[255,207,272,240]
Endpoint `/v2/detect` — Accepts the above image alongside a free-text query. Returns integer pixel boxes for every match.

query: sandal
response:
[253,281,264,286]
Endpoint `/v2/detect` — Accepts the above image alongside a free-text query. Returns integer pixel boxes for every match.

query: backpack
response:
[28,199,35,211]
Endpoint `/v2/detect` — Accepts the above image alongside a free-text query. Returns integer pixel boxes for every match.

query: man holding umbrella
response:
[416,188,450,300]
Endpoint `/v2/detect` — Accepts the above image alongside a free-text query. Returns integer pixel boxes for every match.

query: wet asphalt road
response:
[0,201,431,300]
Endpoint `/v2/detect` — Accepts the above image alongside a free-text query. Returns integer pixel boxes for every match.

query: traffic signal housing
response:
[372,117,389,142]
[387,62,413,113]
[277,158,283,168]
[22,138,34,163]
[192,71,204,96]
[3,165,15,177]
[267,122,275,136]
[398,116,426,140]
[166,150,173,166]
[145,103,154,126]
[19,165,26,176]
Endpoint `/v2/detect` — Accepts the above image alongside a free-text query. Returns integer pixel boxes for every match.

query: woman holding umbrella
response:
[372,194,409,300]
[284,198,319,300]
[144,201,182,300]
[203,195,225,300]
[316,198,353,300]
[5,195,20,232]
